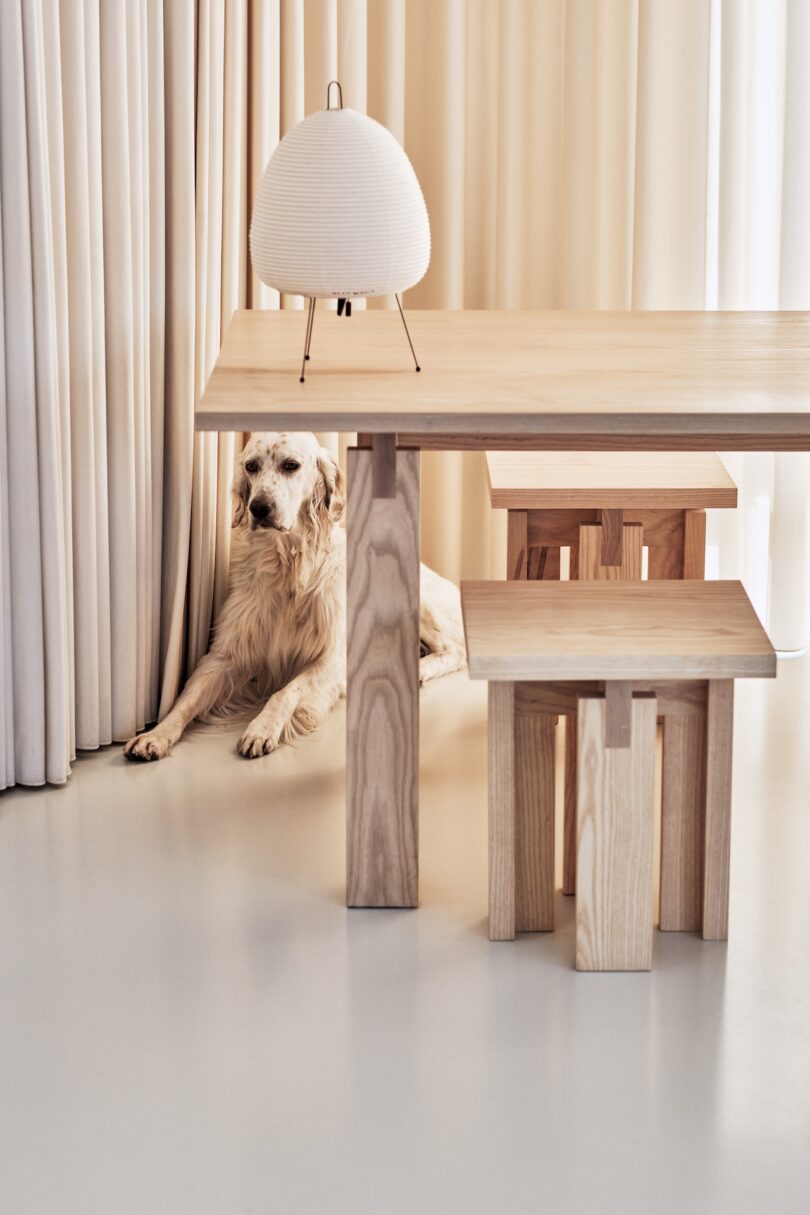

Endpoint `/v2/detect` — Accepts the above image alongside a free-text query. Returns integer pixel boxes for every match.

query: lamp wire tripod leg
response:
[395,293,420,372]
[300,298,315,382]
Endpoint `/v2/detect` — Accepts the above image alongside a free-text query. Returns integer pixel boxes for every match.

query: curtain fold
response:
[2,0,809,789]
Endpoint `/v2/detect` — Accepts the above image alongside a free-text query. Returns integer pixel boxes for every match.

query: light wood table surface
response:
[197,308,809,908]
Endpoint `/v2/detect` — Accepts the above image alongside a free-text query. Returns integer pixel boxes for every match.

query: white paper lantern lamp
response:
[250,81,430,381]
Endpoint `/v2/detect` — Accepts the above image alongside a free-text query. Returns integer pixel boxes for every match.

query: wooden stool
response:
[486,451,739,901]
[461,580,776,970]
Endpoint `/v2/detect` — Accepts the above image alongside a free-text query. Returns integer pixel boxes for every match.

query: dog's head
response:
[232,432,345,535]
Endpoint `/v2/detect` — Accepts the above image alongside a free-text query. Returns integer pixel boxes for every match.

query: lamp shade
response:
[249,106,430,299]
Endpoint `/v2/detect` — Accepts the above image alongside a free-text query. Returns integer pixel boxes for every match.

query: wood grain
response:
[515,681,598,715]
[604,681,633,748]
[703,680,735,940]
[579,523,643,581]
[683,510,707,579]
[600,509,624,566]
[563,719,577,896]
[198,311,810,451]
[514,679,710,716]
[372,433,397,498]
[527,545,561,580]
[576,696,657,971]
[507,511,528,580]
[397,431,810,452]
[515,710,555,932]
[346,447,420,908]
[486,451,738,509]
[489,682,516,941]
[639,509,685,579]
[528,509,598,549]
[633,680,708,715]
[660,712,707,932]
[462,581,777,682]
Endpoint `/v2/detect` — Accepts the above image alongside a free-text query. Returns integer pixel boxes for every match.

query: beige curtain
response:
[2,0,809,790]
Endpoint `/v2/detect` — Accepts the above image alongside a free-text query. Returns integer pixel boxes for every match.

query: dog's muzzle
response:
[249,496,273,527]
[249,496,290,531]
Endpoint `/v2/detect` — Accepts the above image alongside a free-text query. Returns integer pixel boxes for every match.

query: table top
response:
[197,309,810,449]
[485,451,738,509]
[461,580,776,682]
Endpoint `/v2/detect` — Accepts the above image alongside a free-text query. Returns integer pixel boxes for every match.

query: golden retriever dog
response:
[124,432,466,761]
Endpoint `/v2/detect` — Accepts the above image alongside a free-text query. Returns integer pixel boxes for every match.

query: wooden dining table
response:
[197,308,810,909]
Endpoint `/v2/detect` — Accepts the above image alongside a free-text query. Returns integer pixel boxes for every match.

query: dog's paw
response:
[124,731,171,762]
[237,724,279,759]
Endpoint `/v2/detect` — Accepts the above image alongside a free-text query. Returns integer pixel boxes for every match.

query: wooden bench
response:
[461,580,776,970]
[486,450,739,899]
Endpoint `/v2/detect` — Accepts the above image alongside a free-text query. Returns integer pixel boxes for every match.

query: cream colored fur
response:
[124,432,466,762]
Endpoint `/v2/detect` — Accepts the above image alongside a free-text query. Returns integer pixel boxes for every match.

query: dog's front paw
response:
[237,723,279,759]
[124,731,171,762]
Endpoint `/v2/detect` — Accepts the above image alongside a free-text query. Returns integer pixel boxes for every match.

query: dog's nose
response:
[249,497,271,521]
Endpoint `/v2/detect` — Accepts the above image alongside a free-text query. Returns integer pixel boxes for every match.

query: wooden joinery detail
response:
[599,509,624,566]
[578,524,643,581]
[371,433,397,499]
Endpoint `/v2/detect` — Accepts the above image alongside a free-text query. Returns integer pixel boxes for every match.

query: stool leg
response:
[703,680,734,941]
[576,693,657,971]
[562,716,577,895]
[683,510,707,579]
[646,509,685,579]
[507,511,528,580]
[660,711,707,932]
[489,682,516,941]
[515,710,555,931]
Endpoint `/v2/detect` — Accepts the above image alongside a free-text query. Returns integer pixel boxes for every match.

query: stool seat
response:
[462,580,776,683]
[486,451,738,510]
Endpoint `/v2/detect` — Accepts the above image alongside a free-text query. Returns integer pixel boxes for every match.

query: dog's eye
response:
[281,460,301,474]
[244,460,260,475]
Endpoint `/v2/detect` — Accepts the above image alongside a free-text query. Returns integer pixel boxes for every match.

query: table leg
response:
[346,440,421,908]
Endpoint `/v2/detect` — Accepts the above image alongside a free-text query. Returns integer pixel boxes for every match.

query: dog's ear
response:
[231,460,249,528]
[316,448,345,523]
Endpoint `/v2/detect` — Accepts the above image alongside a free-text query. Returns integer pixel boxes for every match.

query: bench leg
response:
[683,509,707,579]
[507,511,528,580]
[703,680,734,940]
[576,692,657,971]
[660,711,707,932]
[515,710,555,931]
[489,682,516,941]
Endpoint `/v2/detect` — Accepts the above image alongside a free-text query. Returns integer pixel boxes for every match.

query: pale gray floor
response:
[1,662,809,1215]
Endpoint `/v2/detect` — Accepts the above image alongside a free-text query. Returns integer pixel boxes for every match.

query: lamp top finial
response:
[326,80,343,111]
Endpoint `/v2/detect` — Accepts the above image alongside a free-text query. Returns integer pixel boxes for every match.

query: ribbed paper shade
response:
[250,107,430,299]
